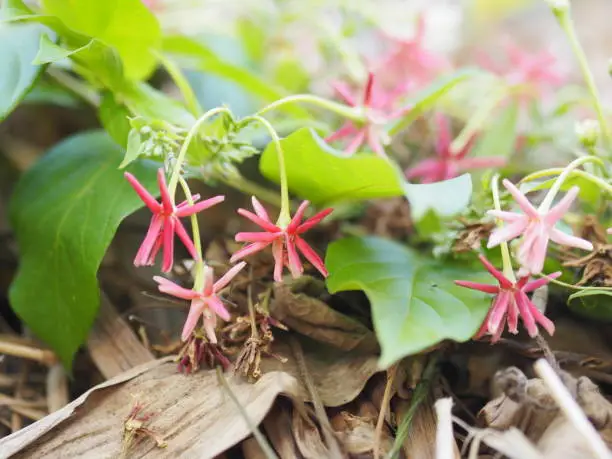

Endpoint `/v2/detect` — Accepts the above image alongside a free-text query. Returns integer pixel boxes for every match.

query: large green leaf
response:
[568,289,612,321]
[404,174,473,220]
[326,237,492,368]
[41,0,160,80]
[260,128,405,205]
[9,131,158,369]
[0,23,47,121]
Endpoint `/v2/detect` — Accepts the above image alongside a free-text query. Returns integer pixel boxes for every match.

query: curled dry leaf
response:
[480,366,612,459]
[262,401,298,459]
[0,358,300,459]
[271,278,379,354]
[330,405,394,457]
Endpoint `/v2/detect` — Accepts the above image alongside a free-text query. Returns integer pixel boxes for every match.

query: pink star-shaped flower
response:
[125,169,224,272]
[326,72,409,157]
[154,262,246,342]
[373,13,449,91]
[455,255,561,342]
[405,114,506,183]
[230,197,333,282]
[487,179,593,275]
[479,39,565,101]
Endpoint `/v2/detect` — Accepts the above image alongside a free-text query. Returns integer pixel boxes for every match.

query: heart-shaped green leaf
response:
[0,23,47,121]
[41,0,160,80]
[9,131,158,370]
[260,128,405,205]
[326,237,492,368]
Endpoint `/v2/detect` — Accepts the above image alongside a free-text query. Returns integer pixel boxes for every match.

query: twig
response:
[216,367,278,459]
[374,364,397,459]
[534,359,612,459]
[46,364,69,413]
[288,337,344,459]
[385,354,439,459]
[0,339,57,366]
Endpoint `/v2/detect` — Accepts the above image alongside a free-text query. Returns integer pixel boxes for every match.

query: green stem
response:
[46,67,100,107]
[385,355,439,459]
[178,176,204,288]
[168,107,231,198]
[554,5,612,147]
[449,85,508,155]
[256,94,365,123]
[242,115,291,226]
[153,51,202,116]
[538,155,605,212]
[542,275,612,292]
[521,166,612,196]
[491,174,516,282]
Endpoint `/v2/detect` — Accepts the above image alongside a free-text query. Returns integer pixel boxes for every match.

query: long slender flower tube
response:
[486,179,593,275]
[455,255,561,342]
[405,114,505,183]
[326,72,409,157]
[231,197,333,282]
[125,168,224,272]
[154,262,246,342]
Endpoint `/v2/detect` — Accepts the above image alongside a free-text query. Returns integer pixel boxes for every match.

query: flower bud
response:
[575,119,600,147]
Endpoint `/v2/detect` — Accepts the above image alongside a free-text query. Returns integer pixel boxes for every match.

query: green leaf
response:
[470,100,519,159]
[9,131,158,369]
[41,0,161,80]
[33,33,86,64]
[98,91,131,147]
[0,0,34,19]
[0,23,47,121]
[260,128,405,205]
[567,289,612,321]
[162,35,308,117]
[326,237,491,368]
[404,174,473,220]
[120,129,144,168]
[390,68,483,135]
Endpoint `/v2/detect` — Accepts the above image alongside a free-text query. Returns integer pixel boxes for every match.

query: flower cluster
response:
[126,169,332,345]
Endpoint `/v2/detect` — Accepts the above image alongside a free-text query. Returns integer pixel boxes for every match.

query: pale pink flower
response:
[125,169,225,272]
[479,39,565,101]
[154,262,246,342]
[326,72,409,157]
[487,179,593,274]
[405,114,505,183]
[374,13,449,91]
[230,197,332,282]
[455,255,561,342]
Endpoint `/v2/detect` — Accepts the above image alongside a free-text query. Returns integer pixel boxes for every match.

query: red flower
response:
[455,255,561,342]
[326,72,409,157]
[405,114,505,183]
[230,197,333,282]
[154,262,246,342]
[125,169,224,272]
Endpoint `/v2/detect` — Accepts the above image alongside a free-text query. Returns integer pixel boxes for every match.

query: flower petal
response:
[435,114,452,159]
[272,238,284,282]
[181,299,205,341]
[344,129,367,156]
[544,186,579,225]
[362,72,375,106]
[296,208,333,234]
[251,196,271,221]
[332,82,357,106]
[454,281,499,294]
[230,242,271,263]
[237,208,280,233]
[522,291,555,336]
[455,156,506,171]
[174,217,198,260]
[522,271,561,293]
[287,201,310,233]
[486,218,529,248]
[486,210,525,222]
[161,217,175,273]
[478,255,513,289]
[549,228,593,251]
[405,159,443,182]
[157,168,174,214]
[214,262,247,292]
[154,276,199,300]
[202,309,218,343]
[488,290,512,335]
[295,236,328,277]
[502,179,539,218]
[124,172,161,213]
[205,296,231,321]
[175,195,225,217]
[326,122,357,143]
[203,265,214,297]
[134,215,163,267]
[515,290,538,337]
[285,235,303,278]
[235,232,281,243]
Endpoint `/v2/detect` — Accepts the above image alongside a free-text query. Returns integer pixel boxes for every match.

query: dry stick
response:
[533,359,612,459]
[385,354,439,459]
[288,337,344,459]
[0,339,57,366]
[374,364,398,459]
[216,367,279,459]
[434,398,455,459]
[46,364,69,413]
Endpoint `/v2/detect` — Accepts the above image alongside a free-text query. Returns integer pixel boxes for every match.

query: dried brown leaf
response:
[1,359,299,458]
[271,279,379,354]
[263,401,298,459]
